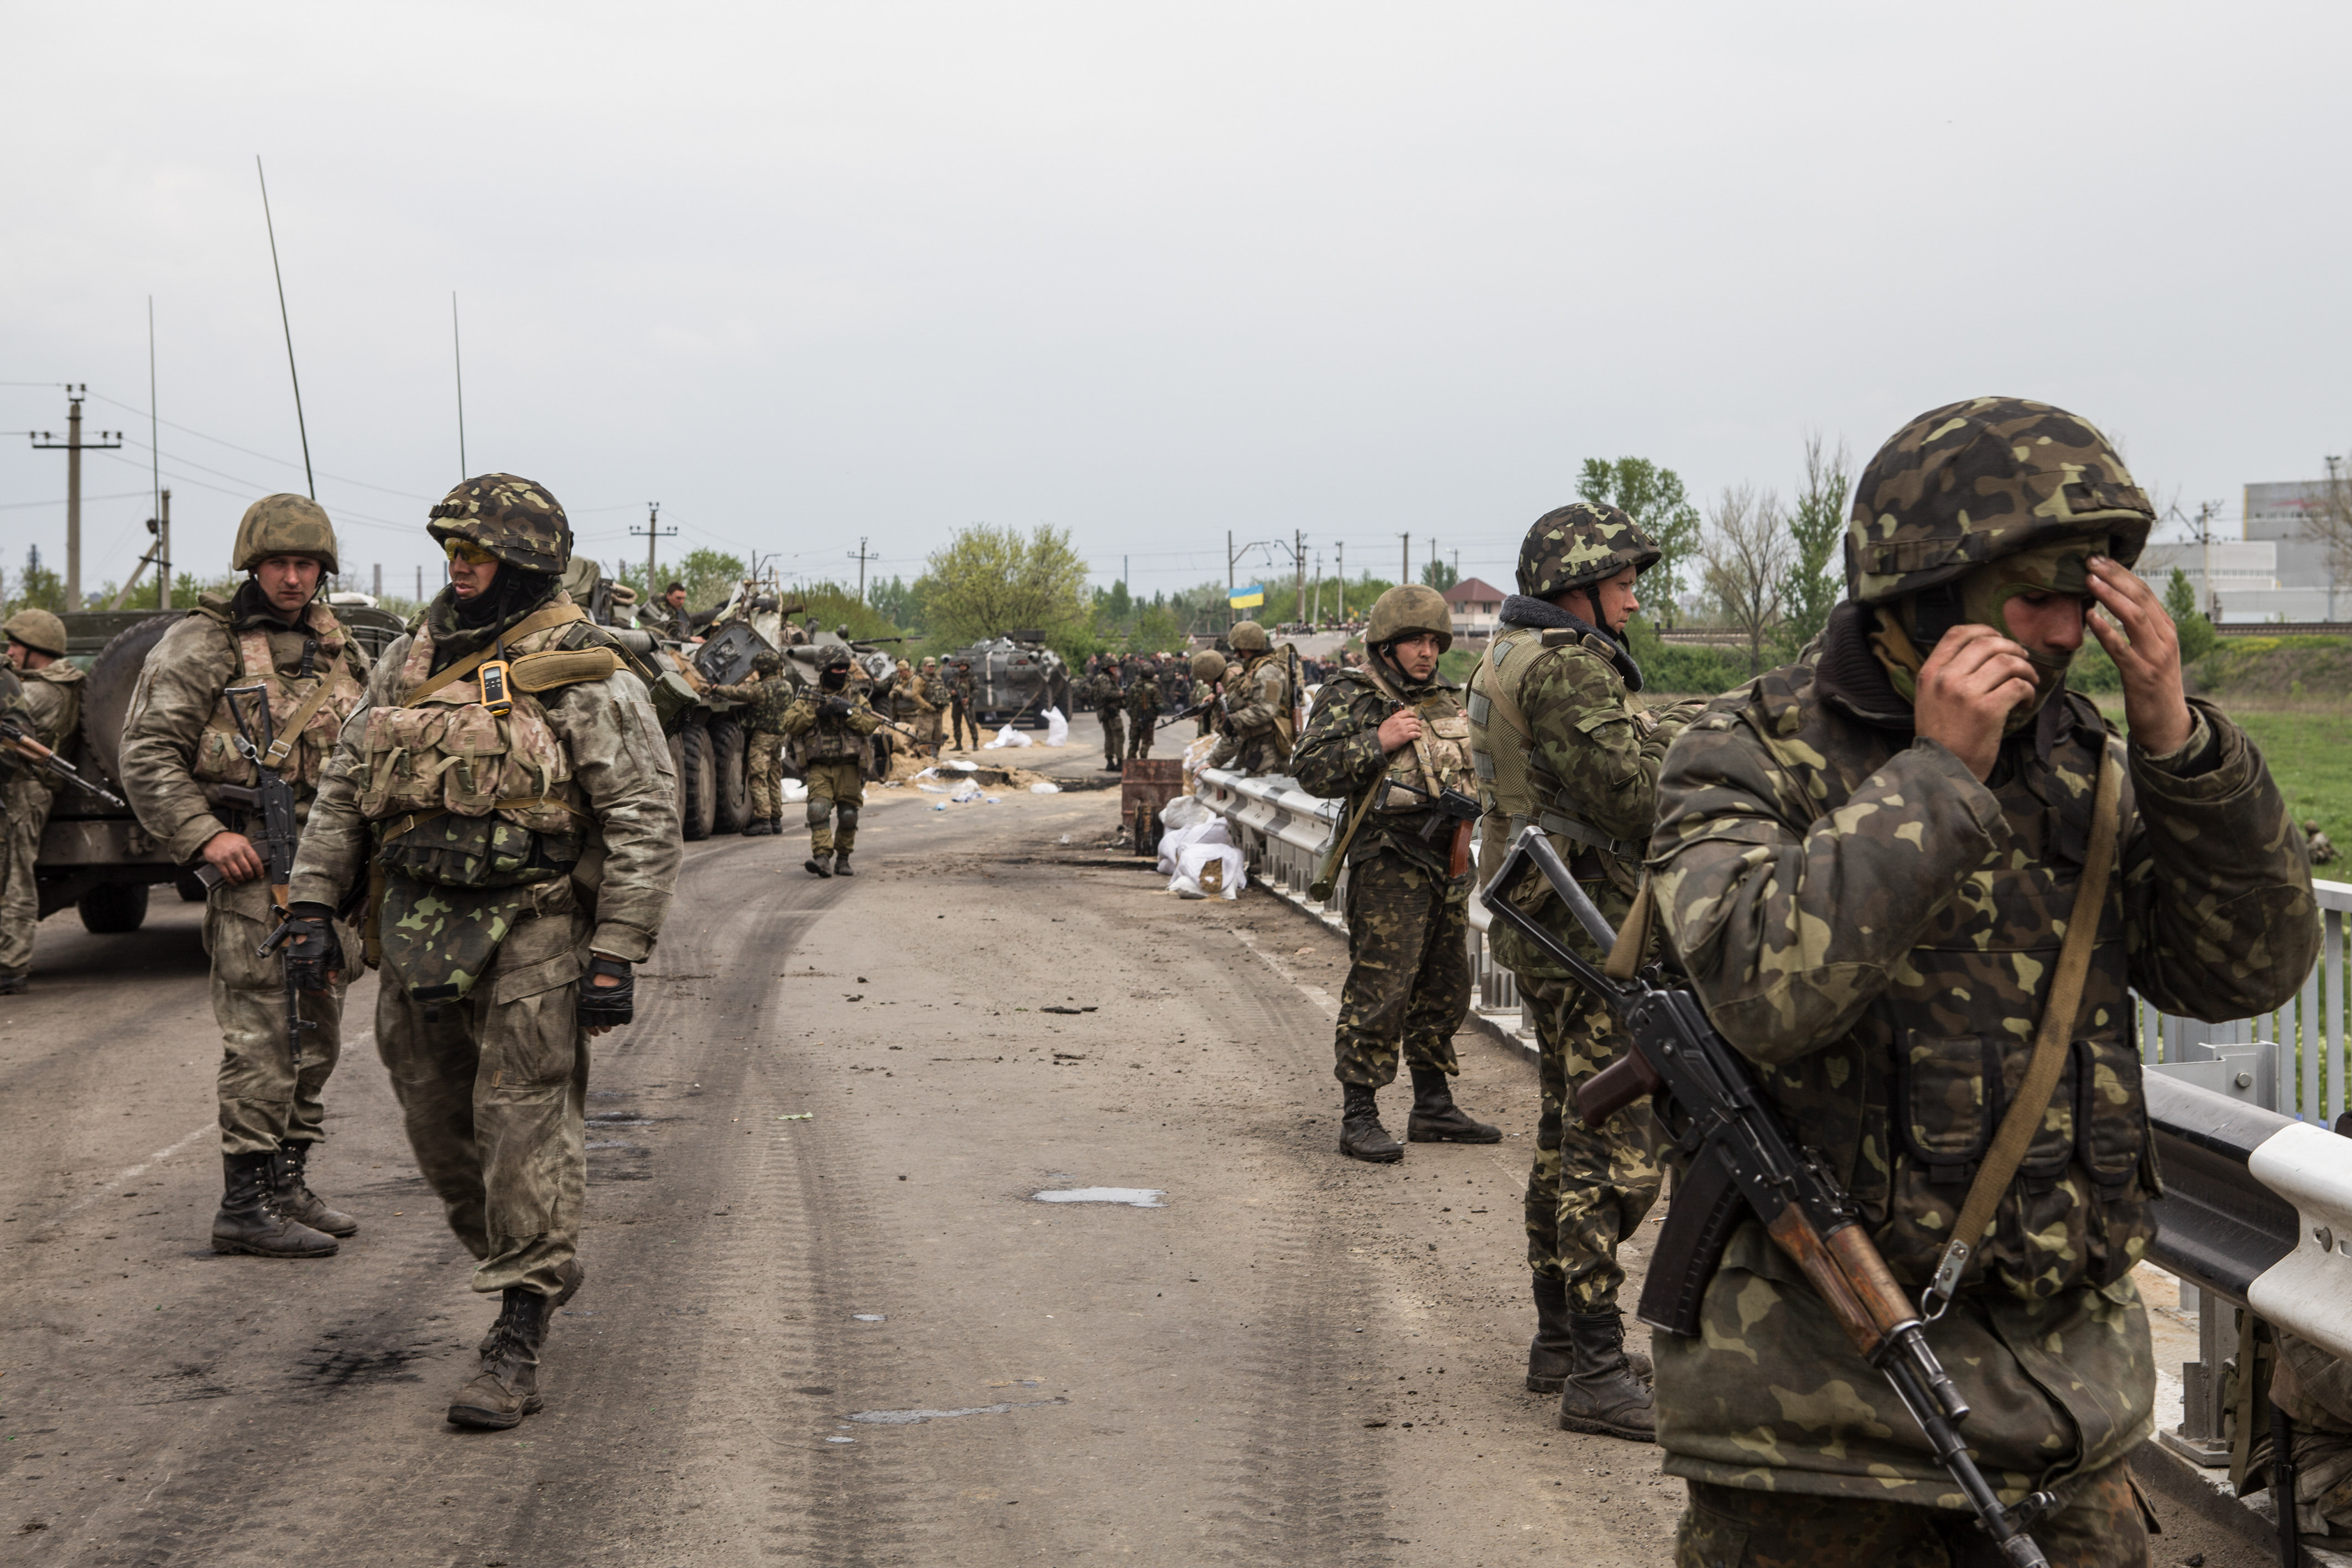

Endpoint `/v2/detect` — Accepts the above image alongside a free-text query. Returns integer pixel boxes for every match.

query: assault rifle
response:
[0,715,128,808]
[1480,825,2058,1568]
[197,685,318,1075]
[1380,777,1480,879]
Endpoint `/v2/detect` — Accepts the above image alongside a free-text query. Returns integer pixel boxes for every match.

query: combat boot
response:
[1406,1066,1502,1143]
[768,816,784,836]
[211,1152,339,1259]
[1556,1309,1654,1442]
[477,1258,585,1353]
[0,971,27,995]
[272,1141,357,1238]
[1528,1277,1649,1392]
[805,853,834,878]
[833,852,855,877]
[741,819,773,837]
[447,1286,554,1430]
[1339,1083,1403,1163]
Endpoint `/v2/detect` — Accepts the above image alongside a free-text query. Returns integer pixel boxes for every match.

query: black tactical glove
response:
[281,902,343,993]
[818,695,853,720]
[577,954,636,1030]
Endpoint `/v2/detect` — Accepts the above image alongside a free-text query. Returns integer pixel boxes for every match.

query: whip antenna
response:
[254,156,314,499]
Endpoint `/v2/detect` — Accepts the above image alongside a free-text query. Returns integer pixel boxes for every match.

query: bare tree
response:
[2314,455,2352,621]
[1702,483,1793,675]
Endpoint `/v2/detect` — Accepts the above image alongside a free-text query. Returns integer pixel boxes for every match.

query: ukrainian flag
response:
[1229,583,1265,610]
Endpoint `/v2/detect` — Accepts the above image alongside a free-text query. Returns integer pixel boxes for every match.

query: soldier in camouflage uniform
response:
[1205,621,1294,776]
[1190,650,1226,738]
[1647,398,2317,1566]
[1292,586,1500,1163]
[917,657,951,756]
[0,610,85,993]
[705,650,793,835]
[778,647,881,877]
[121,498,372,1258]
[1469,503,1708,1440]
[284,473,679,1429]
[1090,664,1125,769]
[1123,658,1162,759]
[949,659,977,751]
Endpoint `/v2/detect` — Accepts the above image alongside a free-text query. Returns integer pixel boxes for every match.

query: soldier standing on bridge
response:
[1468,503,1706,1441]
[0,610,85,995]
[706,649,794,836]
[1123,656,1162,760]
[1647,399,2316,1566]
[119,498,372,1259]
[1089,662,1125,770]
[284,473,678,1429]
[1291,586,1500,1163]
[1204,621,1293,777]
[779,647,881,877]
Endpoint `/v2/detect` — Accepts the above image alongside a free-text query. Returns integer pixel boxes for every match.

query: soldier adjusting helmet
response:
[426,473,574,575]
[232,492,341,575]
[1516,502,1658,600]
[1364,584,1454,653]
[1846,396,2153,606]
[2,608,68,658]
[1227,619,1271,654]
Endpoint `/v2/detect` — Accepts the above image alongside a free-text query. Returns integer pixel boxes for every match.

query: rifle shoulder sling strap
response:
[401,603,587,706]
[1923,742,2124,1315]
[259,649,349,770]
[1604,876,1656,982]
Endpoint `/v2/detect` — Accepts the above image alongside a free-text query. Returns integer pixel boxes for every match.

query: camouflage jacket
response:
[920,675,951,708]
[949,672,975,706]
[1291,667,1465,879]
[1124,676,1162,720]
[777,689,881,763]
[288,587,680,966]
[121,586,373,863]
[1646,601,2317,1505]
[1205,653,1292,774]
[1468,606,1704,980]
[1086,671,1122,714]
[14,661,86,789]
[705,673,797,734]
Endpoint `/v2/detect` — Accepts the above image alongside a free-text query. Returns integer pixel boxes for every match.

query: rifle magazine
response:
[1638,1149,1746,1338]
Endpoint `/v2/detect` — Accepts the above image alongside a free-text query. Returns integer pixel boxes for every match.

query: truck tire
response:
[679,722,717,841]
[710,719,751,834]
[79,881,150,934]
[80,612,180,786]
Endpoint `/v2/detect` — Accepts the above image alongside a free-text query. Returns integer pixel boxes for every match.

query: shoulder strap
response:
[1924,742,2125,1315]
[400,603,586,705]
[259,647,351,770]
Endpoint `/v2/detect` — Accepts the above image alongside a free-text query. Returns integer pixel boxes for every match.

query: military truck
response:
[29,602,406,934]
[943,631,1071,730]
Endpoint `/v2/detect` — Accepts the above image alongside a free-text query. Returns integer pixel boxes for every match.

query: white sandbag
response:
[982,724,1033,749]
[1029,781,1059,794]
[1158,794,1210,834]
[1180,731,1219,791]
[780,779,809,803]
[1042,706,1070,747]
[1168,841,1246,900]
[1154,815,1231,876]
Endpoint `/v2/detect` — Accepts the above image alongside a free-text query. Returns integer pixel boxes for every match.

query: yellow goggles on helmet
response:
[443,539,498,566]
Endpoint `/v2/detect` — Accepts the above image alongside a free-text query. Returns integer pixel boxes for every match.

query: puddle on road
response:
[851,1314,886,1322]
[1031,1187,1165,1207]
[848,1398,1067,1426]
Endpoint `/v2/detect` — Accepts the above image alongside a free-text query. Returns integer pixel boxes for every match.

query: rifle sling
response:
[259,660,347,770]
[401,603,587,706]
[1604,876,1655,982]
[1926,743,2124,1310]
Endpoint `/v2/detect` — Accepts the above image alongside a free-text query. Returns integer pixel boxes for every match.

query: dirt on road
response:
[0,735,2283,1567]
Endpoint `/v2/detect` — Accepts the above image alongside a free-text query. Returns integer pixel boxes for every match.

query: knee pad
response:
[805,798,832,829]
[835,805,860,833]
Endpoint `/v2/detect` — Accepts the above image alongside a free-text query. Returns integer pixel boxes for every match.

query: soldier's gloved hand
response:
[282,902,343,992]
[577,954,636,1034]
[818,695,853,720]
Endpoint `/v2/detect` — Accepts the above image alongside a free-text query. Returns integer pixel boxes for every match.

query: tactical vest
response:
[1468,624,1649,894]
[189,601,368,795]
[794,693,871,764]
[1350,666,1473,813]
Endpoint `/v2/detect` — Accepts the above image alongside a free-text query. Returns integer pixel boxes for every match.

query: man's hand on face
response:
[2084,556,2193,756]
[201,830,267,884]
[1913,623,2038,782]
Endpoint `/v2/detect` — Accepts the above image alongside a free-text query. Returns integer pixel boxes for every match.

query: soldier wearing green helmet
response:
[1292,584,1501,1164]
[706,649,794,835]
[283,472,680,1430]
[0,608,84,994]
[121,492,372,1258]
[1646,399,2317,1565]
[1468,500,1708,1441]
[1204,619,1294,775]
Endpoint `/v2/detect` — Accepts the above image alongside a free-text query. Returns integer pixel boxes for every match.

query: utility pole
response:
[1294,529,1305,627]
[157,489,171,607]
[1401,533,1410,586]
[1335,541,1344,623]
[373,562,383,600]
[30,386,122,608]
[850,537,875,603]
[417,564,424,601]
[631,503,676,594]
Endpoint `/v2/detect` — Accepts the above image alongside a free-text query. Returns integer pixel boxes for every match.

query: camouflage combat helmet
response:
[232,493,341,575]
[1364,584,1454,653]
[1190,650,1227,682]
[1847,397,2153,605]
[820,647,853,671]
[2,608,68,658]
[426,473,573,575]
[1227,619,1271,654]
[1517,502,1658,599]
[750,650,782,676]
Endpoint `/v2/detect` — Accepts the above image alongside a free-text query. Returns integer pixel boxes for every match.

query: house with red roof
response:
[1443,576,1507,640]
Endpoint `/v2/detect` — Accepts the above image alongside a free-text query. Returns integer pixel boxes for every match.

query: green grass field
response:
[2101,700,2352,848]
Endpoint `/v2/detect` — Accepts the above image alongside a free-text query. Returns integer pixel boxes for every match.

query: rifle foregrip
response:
[1578,1048,1663,1128]
[1823,1223,1919,1341]
[1636,1148,1747,1338]
[1765,1207,1887,1363]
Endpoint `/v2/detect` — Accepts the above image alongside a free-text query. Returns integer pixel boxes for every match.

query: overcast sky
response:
[5,3,2348,611]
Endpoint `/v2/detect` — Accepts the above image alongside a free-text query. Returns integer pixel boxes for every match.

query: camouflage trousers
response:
[1673,1460,2152,1567]
[916,710,944,753]
[804,758,865,856]
[1126,715,1155,759]
[1333,851,1468,1088]
[2250,1421,2352,1539]
[1521,975,1662,1311]
[0,775,54,974]
[376,906,590,1298]
[950,700,976,750]
[1099,707,1125,767]
[746,731,784,821]
[206,874,353,1157]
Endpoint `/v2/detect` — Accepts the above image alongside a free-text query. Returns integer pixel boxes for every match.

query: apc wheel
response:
[679,723,717,841]
[79,881,150,934]
[710,719,751,834]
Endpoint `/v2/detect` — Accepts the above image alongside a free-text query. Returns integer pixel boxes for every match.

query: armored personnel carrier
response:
[943,630,1071,730]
